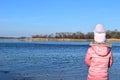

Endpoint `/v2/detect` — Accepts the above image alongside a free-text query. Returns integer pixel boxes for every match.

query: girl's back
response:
[85,24,113,80]
[85,42,113,80]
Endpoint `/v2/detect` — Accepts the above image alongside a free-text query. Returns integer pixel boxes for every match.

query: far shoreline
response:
[26,38,120,42]
[0,38,120,42]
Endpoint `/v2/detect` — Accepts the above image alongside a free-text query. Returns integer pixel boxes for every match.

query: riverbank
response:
[0,38,120,42]
[31,38,120,42]
[107,38,120,42]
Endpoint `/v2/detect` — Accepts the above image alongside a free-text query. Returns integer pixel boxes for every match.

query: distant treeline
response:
[32,30,120,39]
[0,37,18,39]
[0,36,29,39]
[0,30,119,39]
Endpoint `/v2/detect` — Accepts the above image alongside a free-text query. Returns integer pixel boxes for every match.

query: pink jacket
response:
[85,43,113,80]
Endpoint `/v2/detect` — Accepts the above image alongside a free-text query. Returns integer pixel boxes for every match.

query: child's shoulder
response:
[90,41,112,48]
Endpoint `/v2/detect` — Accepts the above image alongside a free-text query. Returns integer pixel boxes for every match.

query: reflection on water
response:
[0,41,120,80]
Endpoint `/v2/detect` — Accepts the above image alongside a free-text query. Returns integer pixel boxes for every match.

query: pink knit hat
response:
[94,24,106,43]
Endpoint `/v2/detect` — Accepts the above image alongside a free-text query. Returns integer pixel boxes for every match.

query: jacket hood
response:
[90,42,111,57]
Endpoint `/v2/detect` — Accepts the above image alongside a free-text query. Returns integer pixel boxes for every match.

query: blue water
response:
[0,40,120,80]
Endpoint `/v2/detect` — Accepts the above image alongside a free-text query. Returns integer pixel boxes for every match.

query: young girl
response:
[85,24,113,80]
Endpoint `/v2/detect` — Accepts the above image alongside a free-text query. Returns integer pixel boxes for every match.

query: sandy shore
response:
[30,38,120,42]
[1,38,120,42]
[107,39,120,42]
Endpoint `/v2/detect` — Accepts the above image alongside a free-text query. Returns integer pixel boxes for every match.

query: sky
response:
[0,0,120,37]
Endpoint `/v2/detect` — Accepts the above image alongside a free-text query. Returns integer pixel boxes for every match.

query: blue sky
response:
[0,0,120,37]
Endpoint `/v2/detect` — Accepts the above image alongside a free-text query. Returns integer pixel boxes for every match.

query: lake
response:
[0,40,120,80]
